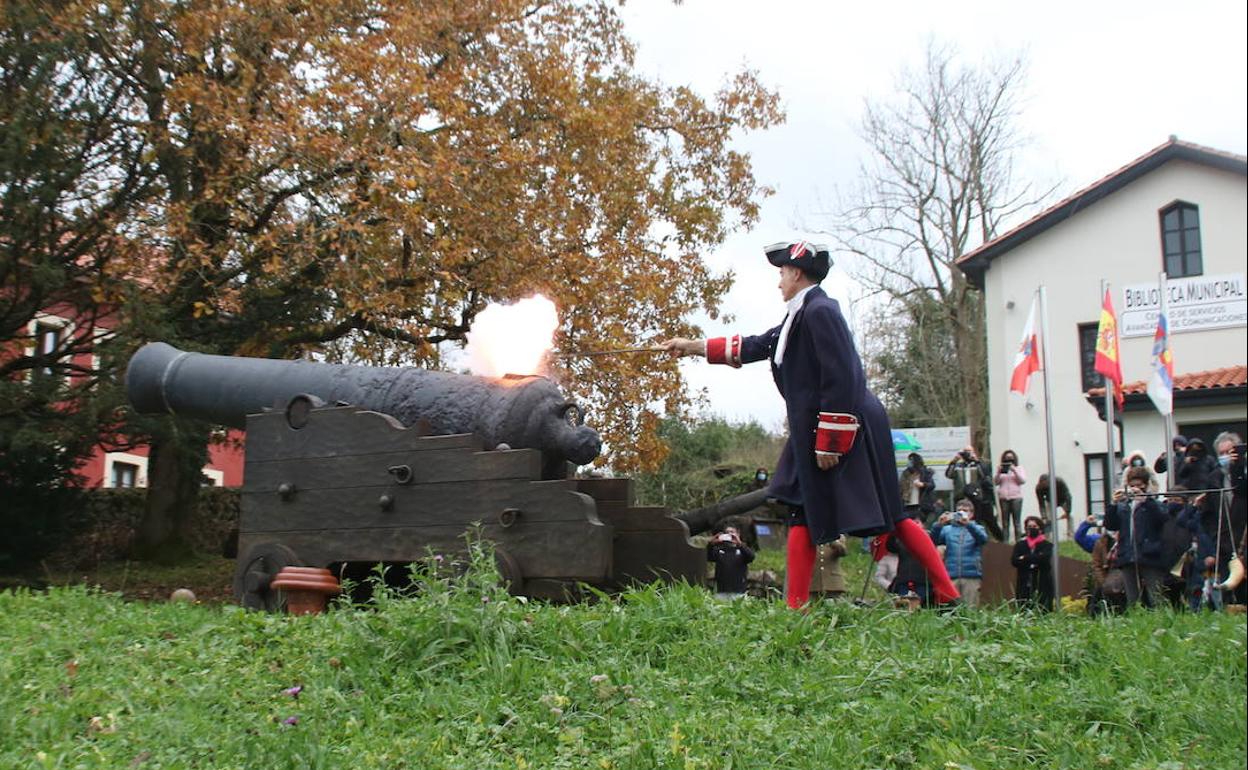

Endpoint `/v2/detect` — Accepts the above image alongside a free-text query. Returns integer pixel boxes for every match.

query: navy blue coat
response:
[1104,497,1168,569]
[738,286,902,543]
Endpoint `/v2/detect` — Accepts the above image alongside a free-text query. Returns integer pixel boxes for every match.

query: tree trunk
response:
[133,418,209,562]
[949,287,989,450]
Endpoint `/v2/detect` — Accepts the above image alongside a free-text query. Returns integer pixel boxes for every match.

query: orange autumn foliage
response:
[58,0,783,471]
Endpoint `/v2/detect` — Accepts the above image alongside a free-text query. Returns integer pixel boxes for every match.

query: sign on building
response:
[1120,273,1247,338]
[892,425,972,491]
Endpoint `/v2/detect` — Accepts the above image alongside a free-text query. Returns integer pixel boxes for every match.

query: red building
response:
[24,305,244,489]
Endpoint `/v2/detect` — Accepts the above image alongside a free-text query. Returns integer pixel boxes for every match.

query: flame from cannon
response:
[465,294,558,378]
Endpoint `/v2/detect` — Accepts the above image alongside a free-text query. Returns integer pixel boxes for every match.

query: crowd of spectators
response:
[706,433,1247,613]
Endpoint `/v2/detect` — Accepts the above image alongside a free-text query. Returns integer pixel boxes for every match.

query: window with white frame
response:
[1084,453,1109,518]
[104,452,148,488]
[29,313,72,379]
[201,468,225,487]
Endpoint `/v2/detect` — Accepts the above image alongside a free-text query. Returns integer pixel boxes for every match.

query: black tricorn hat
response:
[765,241,831,282]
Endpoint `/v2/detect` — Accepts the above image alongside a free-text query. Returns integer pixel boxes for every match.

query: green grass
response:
[2,547,1244,770]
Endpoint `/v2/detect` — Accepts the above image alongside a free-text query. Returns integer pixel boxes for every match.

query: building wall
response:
[981,158,1247,520]
[13,307,245,489]
[76,434,245,489]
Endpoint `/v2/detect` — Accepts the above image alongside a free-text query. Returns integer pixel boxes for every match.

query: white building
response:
[958,138,1246,520]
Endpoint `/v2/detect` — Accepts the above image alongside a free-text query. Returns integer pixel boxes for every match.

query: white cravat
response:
[773,285,815,365]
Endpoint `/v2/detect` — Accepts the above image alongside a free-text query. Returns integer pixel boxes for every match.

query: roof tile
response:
[1087,365,1247,398]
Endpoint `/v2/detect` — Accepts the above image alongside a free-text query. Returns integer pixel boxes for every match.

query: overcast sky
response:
[615,0,1248,432]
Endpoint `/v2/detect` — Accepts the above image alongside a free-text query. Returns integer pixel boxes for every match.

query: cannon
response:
[127,342,601,469]
[674,488,772,536]
[125,343,708,608]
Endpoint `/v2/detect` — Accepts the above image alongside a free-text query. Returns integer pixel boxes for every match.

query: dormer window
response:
[1160,201,1202,278]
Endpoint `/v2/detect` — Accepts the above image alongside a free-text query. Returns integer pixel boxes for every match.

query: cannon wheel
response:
[494,548,524,596]
[233,543,300,611]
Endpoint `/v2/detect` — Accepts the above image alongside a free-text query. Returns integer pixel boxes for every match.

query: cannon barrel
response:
[126,342,601,465]
[675,488,771,536]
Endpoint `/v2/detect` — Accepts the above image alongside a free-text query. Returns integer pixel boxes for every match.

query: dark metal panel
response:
[575,477,637,505]
[608,532,704,588]
[240,479,601,532]
[244,446,544,491]
[244,409,484,461]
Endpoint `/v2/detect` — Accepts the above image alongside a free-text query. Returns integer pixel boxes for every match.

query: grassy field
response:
[2,544,1244,770]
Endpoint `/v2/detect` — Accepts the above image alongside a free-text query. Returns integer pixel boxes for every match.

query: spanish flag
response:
[1094,288,1123,408]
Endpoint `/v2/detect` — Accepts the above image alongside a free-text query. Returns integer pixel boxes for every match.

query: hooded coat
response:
[1176,438,1219,490]
[737,286,901,543]
[1120,450,1161,493]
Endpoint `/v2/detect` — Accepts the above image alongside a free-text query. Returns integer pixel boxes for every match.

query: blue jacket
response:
[740,286,901,543]
[930,520,988,578]
[1074,520,1102,554]
[1104,497,1168,568]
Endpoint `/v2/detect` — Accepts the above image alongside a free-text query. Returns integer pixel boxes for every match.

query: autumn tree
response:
[14,0,780,554]
[828,43,1050,447]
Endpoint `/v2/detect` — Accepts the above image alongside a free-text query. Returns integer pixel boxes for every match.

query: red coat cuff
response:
[705,335,742,368]
[814,412,858,454]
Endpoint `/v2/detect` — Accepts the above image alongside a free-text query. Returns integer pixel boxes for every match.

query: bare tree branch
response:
[822,42,1052,446]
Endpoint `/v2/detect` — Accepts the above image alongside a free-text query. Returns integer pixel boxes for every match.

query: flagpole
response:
[1101,280,1117,520]
[1158,271,1175,492]
[1038,285,1061,607]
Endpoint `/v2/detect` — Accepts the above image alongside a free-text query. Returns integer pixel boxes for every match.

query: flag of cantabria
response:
[1010,297,1041,396]
[1147,311,1174,415]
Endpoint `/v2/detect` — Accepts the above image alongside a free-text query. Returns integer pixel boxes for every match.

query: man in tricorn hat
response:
[662,241,958,608]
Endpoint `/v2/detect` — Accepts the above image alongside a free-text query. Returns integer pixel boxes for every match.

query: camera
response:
[952,510,969,523]
[715,533,734,543]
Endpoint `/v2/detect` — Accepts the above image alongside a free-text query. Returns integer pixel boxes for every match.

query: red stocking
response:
[786,524,816,609]
[894,518,960,603]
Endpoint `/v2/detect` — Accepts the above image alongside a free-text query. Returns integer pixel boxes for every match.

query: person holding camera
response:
[1010,515,1055,611]
[1175,437,1219,491]
[945,446,1003,541]
[1199,432,1247,606]
[899,452,937,522]
[1104,466,1170,609]
[1153,434,1188,477]
[930,498,989,607]
[707,526,754,599]
[994,450,1026,541]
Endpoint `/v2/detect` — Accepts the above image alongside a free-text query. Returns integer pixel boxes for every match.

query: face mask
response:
[1218,454,1232,468]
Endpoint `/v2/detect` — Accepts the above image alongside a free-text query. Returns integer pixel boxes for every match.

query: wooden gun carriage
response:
[126,343,759,609]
